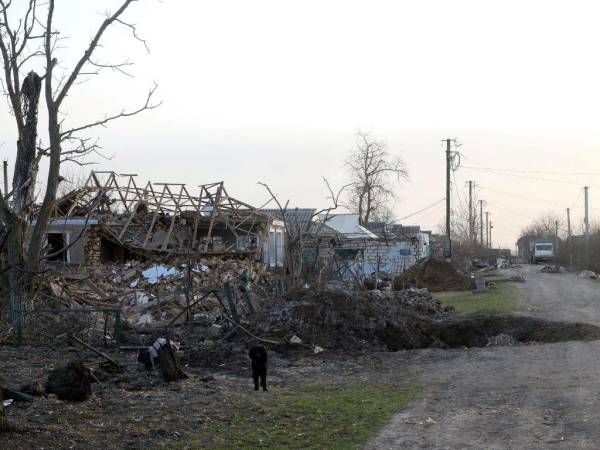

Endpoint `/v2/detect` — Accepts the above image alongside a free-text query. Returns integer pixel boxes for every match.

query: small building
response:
[309,215,430,279]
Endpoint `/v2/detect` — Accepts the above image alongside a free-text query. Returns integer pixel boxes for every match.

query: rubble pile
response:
[43,257,273,328]
[252,287,454,351]
[578,270,598,279]
[539,265,566,273]
[374,288,455,316]
[392,257,474,292]
[486,333,517,347]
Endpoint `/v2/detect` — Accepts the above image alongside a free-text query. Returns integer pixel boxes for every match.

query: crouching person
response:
[138,337,181,370]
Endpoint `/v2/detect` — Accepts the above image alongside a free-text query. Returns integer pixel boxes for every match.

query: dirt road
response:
[367,265,600,449]
[515,265,600,324]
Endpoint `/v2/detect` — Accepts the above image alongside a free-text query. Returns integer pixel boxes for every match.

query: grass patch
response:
[435,282,520,314]
[185,384,420,449]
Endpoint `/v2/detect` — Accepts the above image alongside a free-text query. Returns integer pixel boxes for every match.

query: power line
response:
[451,171,467,212]
[571,188,582,209]
[392,198,446,224]
[481,185,600,212]
[486,201,531,220]
[462,166,600,188]
[413,201,446,229]
[480,186,569,207]
[462,165,600,177]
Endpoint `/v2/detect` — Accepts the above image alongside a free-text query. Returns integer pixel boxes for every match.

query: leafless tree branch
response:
[60,83,159,138]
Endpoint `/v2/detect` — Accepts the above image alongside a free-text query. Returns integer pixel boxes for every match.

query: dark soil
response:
[436,315,600,347]
[0,343,418,449]
[3,307,600,449]
[252,287,453,351]
[393,257,474,292]
[250,287,599,353]
[380,314,600,351]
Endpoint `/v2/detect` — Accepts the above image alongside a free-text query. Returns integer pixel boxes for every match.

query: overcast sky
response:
[3,0,600,249]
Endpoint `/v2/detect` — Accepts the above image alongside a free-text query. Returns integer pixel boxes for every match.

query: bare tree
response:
[345,131,408,226]
[259,179,347,286]
[55,166,88,199]
[521,213,563,239]
[0,0,158,336]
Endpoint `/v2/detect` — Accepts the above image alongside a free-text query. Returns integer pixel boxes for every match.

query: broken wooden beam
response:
[70,335,121,370]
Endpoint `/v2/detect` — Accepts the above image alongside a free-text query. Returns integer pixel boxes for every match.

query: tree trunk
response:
[364,190,372,226]
[2,72,41,333]
[357,192,365,226]
[4,216,34,338]
[12,72,41,215]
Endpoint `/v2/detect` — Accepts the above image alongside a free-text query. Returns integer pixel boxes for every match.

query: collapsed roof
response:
[51,171,273,257]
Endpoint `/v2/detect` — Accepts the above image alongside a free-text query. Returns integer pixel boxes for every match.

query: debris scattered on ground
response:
[142,264,182,284]
[577,270,598,279]
[496,258,508,269]
[1,388,35,403]
[486,333,517,347]
[289,335,303,344]
[20,382,44,397]
[539,265,566,274]
[393,257,474,292]
[507,274,526,282]
[490,274,527,284]
[32,257,274,337]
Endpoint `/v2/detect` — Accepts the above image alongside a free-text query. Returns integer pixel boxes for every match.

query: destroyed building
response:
[314,214,430,279]
[260,209,431,280]
[44,171,283,265]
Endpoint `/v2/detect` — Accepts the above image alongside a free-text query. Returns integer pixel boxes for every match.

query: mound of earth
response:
[252,288,454,351]
[393,257,474,292]
[251,285,600,353]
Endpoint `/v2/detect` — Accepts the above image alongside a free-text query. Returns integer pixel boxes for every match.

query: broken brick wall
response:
[83,226,102,265]
[316,238,422,279]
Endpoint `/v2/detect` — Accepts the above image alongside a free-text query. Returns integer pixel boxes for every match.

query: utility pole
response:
[584,186,590,244]
[443,138,458,261]
[555,220,559,253]
[468,180,473,242]
[567,208,572,266]
[485,211,490,248]
[489,221,493,249]
[479,199,484,246]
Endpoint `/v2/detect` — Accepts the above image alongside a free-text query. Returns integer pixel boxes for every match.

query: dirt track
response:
[367,265,600,449]
[515,265,600,323]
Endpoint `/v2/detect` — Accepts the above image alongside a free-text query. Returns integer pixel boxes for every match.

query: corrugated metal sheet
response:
[319,214,378,239]
[262,208,316,234]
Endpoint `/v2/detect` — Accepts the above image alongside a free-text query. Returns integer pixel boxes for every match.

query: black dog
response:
[248,346,268,391]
